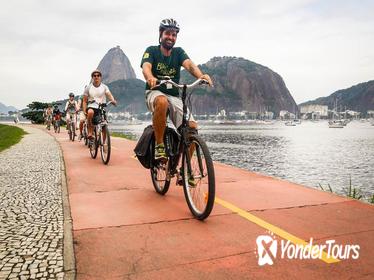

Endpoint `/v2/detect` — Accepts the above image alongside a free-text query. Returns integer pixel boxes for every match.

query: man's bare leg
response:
[153,96,168,145]
[87,109,94,138]
[79,120,84,135]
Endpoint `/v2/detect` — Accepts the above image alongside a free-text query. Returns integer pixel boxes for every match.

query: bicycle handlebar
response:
[156,76,210,89]
[94,101,113,108]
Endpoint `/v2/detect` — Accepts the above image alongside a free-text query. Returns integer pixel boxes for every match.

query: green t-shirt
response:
[140,45,189,97]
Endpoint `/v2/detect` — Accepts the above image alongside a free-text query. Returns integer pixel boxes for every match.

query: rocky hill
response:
[107,79,147,113]
[299,80,374,114]
[181,56,297,115]
[75,49,298,116]
[0,102,18,114]
[104,56,297,116]
[53,79,146,114]
[97,46,136,83]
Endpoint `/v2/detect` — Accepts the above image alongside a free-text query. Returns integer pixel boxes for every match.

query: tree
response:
[21,101,50,124]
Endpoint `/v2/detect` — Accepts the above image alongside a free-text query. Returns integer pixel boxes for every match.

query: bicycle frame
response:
[95,103,109,131]
[155,78,209,179]
[91,102,112,145]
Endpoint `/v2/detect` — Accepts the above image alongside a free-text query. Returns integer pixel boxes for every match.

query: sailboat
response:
[285,121,296,126]
[329,99,344,128]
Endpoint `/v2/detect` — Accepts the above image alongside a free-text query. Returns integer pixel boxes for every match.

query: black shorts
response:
[87,108,101,125]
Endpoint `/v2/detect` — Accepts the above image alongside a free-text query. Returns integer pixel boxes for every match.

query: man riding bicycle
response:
[44,105,53,129]
[141,18,213,161]
[82,70,117,140]
[52,104,62,124]
[65,92,79,133]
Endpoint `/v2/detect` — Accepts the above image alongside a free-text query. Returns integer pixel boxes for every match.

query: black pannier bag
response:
[134,125,154,169]
[92,110,102,125]
[134,125,181,169]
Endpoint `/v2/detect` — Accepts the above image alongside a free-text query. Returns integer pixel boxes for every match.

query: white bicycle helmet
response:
[159,18,180,33]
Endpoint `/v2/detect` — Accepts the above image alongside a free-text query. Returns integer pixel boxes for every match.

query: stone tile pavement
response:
[0,125,70,280]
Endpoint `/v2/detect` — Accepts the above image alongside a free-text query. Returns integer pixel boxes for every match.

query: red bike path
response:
[48,129,374,279]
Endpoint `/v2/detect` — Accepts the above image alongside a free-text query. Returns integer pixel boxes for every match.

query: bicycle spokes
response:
[182,137,214,219]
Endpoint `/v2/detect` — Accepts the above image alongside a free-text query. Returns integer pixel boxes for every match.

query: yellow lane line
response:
[215,197,340,264]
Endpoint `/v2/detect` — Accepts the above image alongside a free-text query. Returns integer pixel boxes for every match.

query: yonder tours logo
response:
[255,233,360,266]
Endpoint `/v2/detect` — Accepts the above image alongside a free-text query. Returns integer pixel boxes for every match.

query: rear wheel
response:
[182,135,215,220]
[150,138,170,195]
[89,128,98,159]
[151,159,171,195]
[100,125,111,164]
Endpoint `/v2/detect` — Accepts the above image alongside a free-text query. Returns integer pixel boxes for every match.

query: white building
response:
[279,110,295,120]
[299,104,328,117]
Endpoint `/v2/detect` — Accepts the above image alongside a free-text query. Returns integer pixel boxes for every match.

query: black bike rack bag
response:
[134,125,154,169]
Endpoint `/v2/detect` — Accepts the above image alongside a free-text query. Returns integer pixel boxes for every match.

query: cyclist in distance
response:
[52,104,62,126]
[141,18,213,161]
[65,92,79,133]
[44,104,53,129]
[82,70,117,140]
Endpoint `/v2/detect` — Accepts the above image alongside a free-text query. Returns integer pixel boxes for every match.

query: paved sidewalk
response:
[0,125,65,280]
[51,127,374,280]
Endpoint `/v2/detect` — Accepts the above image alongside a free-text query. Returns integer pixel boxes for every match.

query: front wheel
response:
[83,124,88,145]
[182,135,215,220]
[100,125,111,165]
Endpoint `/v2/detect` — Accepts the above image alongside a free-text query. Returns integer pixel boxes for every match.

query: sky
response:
[1,0,373,109]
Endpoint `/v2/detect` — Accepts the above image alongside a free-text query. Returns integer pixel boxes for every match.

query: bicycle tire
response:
[71,122,75,141]
[100,125,111,165]
[182,134,215,220]
[68,123,72,140]
[89,128,98,159]
[151,160,171,195]
[83,124,88,145]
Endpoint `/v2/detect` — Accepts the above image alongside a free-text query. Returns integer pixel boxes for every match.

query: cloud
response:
[0,0,373,108]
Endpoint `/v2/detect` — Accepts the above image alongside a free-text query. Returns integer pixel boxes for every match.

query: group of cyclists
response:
[44,70,117,142]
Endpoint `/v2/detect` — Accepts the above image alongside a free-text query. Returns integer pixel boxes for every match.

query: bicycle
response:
[88,102,112,165]
[46,115,52,130]
[53,115,61,133]
[150,77,215,220]
[67,112,77,141]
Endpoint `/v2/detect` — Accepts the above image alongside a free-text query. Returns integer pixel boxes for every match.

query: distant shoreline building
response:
[299,104,328,119]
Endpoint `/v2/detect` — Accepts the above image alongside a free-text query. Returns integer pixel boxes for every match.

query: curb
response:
[55,136,76,280]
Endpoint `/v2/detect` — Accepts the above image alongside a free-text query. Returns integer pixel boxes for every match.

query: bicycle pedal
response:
[155,157,168,164]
